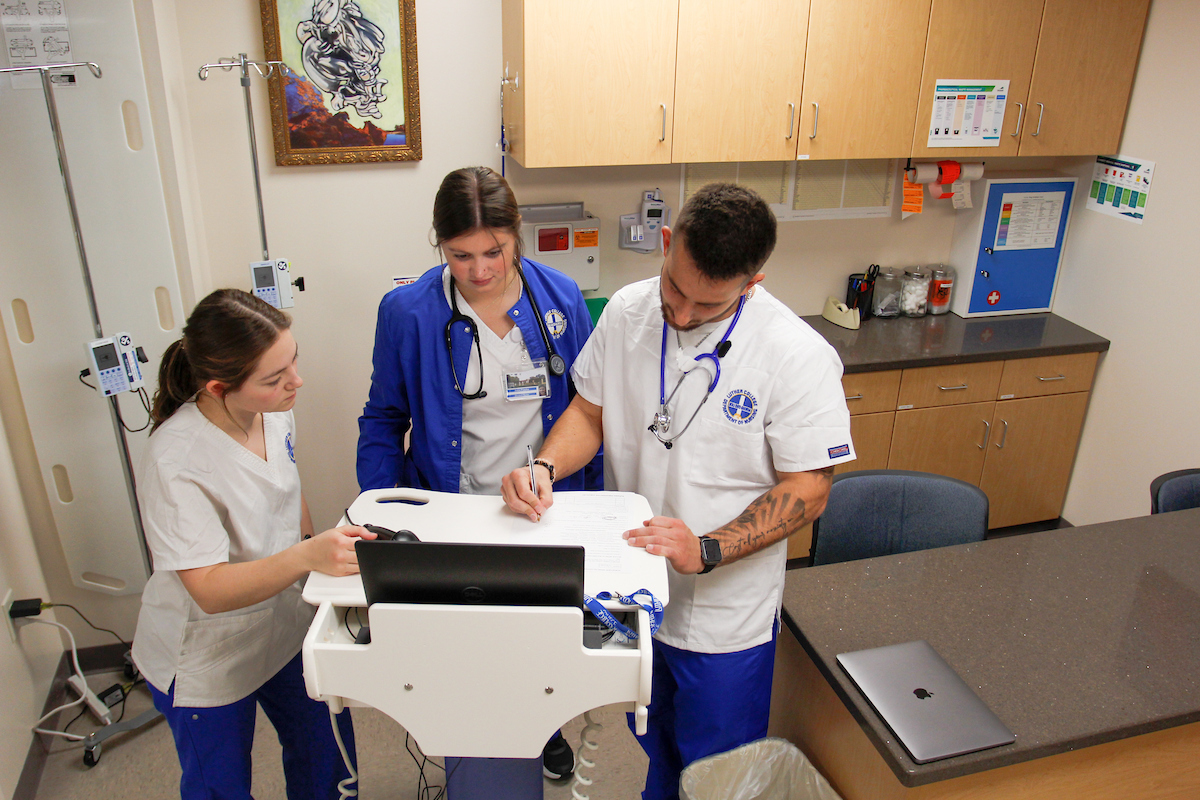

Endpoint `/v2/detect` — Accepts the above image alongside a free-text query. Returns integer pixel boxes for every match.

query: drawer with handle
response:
[996,352,1099,399]
[896,361,1004,409]
[841,370,901,415]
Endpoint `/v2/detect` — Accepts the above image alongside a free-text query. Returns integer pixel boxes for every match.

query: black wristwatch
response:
[698,536,722,574]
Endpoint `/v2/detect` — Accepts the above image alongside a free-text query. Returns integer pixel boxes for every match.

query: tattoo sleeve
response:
[712,467,834,564]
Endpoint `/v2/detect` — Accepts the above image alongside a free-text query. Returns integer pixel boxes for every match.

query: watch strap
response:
[698,535,721,574]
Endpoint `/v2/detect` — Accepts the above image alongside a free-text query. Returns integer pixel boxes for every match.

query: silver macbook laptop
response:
[836,640,1015,764]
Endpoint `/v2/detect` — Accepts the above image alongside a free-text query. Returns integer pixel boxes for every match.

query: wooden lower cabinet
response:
[838,412,894,475]
[887,402,995,485]
[980,392,1090,528]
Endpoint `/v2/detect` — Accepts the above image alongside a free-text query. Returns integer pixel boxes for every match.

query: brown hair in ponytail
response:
[150,290,291,431]
[431,166,524,262]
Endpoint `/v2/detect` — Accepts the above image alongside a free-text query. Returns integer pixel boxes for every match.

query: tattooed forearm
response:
[712,467,834,565]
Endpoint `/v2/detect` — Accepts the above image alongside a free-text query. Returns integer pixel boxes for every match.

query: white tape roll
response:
[907,162,940,184]
[960,162,985,181]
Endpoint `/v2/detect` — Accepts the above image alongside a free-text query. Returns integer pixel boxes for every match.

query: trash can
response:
[679,738,842,800]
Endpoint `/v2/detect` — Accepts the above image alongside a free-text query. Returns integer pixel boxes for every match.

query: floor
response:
[33,670,649,799]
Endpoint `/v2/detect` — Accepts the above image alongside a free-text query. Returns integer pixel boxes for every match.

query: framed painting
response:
[260,0,421,165]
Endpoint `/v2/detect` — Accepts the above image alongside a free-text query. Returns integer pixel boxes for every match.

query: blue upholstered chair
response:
[1150,469,1200,514]
[811,470,989,566]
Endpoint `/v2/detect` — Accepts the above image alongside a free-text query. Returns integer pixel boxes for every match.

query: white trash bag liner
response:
[680,737,842,800]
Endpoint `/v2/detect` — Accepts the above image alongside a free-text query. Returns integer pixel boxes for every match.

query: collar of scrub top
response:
[444,261,567,400]
[649,293,746,450]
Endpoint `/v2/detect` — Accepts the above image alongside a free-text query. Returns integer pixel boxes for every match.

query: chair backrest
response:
[811,470,989,566]
[1150,469,1200,514]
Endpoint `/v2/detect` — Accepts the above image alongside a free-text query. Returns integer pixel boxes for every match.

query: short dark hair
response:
[672,183,777,281]
[432,166,524,262]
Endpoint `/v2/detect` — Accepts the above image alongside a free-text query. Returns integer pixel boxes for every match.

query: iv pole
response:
[198,54,285,262]
[0,61,151,575]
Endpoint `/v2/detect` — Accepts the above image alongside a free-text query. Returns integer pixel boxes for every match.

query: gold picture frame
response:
[259,0,421,166]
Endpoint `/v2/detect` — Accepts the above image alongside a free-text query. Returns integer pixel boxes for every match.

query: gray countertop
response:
[780,508,1200,787]
[800,312,1110,374]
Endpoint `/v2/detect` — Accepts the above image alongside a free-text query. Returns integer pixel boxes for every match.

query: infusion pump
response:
[251,259,295,309]
[86,333,145,397]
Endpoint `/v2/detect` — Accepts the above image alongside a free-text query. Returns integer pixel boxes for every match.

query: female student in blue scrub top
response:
[356,165,600,778]
[132,289,373,800]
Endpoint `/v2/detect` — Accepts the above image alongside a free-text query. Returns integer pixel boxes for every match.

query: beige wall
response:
[1054,0,1198,525]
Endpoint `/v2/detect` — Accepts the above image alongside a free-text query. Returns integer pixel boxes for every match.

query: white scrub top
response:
[131,403,313,707]
[443,268,545,495]
[571,277,855,654]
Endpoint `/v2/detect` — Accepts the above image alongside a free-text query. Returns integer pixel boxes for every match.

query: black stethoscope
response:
[648,294,746,449]
[444,262,566,400]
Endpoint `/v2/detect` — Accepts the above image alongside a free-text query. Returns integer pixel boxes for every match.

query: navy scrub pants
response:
[148,651,356,800]
[629,630,777,800]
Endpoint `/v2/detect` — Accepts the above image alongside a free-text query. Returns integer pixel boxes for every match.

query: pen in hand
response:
[526,444,540,521]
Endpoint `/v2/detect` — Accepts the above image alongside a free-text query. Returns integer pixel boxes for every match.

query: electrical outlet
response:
[3,590,15,643]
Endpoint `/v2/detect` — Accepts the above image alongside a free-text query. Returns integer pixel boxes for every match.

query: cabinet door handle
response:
[1032,103,1045,136]
[844,394,864,401]
[660,104,667,142]
[1036,374,1067,382]
[995,419,1008,449]
[810,102,819,139]
[1010,102,1024,137]
[978,419,991,450]
[937,383,968,391]
[786,102,795,139]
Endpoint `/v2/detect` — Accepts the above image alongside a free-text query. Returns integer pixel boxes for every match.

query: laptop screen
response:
[356,540,585,608]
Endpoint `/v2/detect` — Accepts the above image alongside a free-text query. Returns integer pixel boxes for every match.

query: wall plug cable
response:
[570,710,603,800]
[28,618,89,741]
[328,708,358,799]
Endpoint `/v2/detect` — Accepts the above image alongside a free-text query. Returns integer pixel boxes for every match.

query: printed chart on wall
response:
[927,80,1008,148]
[993,191,1066,251]
[2,0,74,90]
[1088,155,1153,224]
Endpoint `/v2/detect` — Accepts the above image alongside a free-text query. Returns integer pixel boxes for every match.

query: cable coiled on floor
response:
[570,710,603,800]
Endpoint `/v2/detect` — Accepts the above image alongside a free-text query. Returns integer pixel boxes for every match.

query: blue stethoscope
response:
[648,294,746,450]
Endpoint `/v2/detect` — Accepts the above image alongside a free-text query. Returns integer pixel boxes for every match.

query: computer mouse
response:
[363,523,420,542]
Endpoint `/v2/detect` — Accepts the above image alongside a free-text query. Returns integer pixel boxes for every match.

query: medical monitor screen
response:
[253,265,275,289]
[647,208,663,218]
[93,343,119,371]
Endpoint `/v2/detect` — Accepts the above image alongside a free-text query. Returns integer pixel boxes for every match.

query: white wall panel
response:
[0,0,183,594]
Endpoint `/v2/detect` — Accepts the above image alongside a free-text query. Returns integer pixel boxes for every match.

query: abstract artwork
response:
[260,0,421,165]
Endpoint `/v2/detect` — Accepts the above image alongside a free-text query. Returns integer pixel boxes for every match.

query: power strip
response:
[68,674,113,725]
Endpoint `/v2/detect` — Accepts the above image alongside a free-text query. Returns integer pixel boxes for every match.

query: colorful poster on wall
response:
[2,0,74,89]
[927,80,1009,148]
[1087,155,1153,224]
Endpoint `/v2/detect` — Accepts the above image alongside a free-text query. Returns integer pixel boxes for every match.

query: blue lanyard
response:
[583,589,664,643]
[650,295,746,449]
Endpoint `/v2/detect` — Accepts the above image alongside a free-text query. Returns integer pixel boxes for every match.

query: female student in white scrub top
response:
[357,166,600,778]
[132,289,375,800]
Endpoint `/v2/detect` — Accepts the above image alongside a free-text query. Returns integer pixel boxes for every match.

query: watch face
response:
[700,537,722,564]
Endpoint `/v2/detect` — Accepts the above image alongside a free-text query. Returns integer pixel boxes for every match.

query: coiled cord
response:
[570,710,603,800]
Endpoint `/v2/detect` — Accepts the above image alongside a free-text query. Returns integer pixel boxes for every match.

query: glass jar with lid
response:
[926,264,956,315]
[900,267,930,317]
[871,267,902,318]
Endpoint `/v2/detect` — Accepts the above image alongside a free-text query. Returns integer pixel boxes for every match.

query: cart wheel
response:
[83,743,101,768]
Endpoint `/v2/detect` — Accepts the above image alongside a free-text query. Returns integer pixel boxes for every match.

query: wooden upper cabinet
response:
[502,0,679,167]
[909,0,1045,159]
[1018,0,1151,156]
[796,0,932,160]
[672,0,810,163]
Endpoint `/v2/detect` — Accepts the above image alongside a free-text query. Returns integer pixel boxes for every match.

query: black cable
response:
[78,372,97,390]
[47,604,130,648]
[62,705,87,733]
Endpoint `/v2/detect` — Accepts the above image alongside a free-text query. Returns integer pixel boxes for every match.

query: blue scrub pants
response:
[148,651,356,800]
[629,630,777,800]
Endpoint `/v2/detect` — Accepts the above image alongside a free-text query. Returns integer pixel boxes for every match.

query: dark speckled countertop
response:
[800,312,1110,374]
[781,508,1200,787]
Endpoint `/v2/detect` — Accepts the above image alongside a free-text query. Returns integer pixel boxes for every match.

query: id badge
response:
[504,359,551,401]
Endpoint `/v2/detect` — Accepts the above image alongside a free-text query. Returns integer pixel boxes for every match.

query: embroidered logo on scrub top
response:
[828,444,851,459]
[722,390,758,425]
[544,308,567,338]
[285,432,296,463]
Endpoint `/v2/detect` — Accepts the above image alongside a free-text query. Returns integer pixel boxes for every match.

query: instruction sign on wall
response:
[1087,155,1153,224]
[2,0,75,89]
[927,80,1009,148]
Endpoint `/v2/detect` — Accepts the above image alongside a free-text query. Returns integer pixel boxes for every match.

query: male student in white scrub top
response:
[502,182,856,800]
